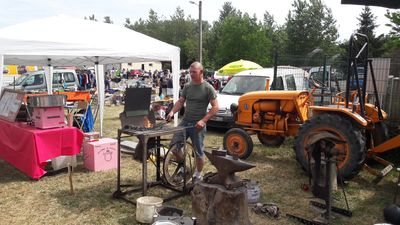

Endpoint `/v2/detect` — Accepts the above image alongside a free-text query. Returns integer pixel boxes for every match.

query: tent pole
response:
[94,57,105,137]
[172,50,181,127]
[45,58,53,94]
[0,55,3,95]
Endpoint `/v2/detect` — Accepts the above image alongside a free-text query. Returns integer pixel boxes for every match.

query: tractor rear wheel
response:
[223,128,253,159]
[257,133,285,147]
[295,113,366,179]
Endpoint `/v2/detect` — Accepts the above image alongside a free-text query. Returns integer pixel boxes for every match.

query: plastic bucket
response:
[136,196,163,223]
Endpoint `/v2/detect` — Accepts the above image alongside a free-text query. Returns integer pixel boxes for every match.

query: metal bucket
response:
[29,95,66,107]
[136,196,163,224]
[244,179,261,204]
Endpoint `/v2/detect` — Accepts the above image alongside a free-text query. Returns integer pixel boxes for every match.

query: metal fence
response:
[273,53,400,127]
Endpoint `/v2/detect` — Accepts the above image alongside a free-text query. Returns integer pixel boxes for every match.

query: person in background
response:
[167,77,173,96]
[179,72,187,90]
[166,62,219,182]
[115,69,121,78]
[185,71,191,84]
[122,68,127,79]
[105,72,111,91]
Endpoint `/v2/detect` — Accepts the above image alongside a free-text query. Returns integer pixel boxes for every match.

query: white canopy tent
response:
[0,15,181,135]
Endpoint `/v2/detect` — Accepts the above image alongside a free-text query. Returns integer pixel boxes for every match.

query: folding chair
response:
[73,101,89,130]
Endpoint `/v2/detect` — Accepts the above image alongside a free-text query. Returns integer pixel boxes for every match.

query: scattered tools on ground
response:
[252,203,281,219]
[383,168,400,224]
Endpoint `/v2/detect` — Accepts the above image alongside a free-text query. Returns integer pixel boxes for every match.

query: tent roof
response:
[0,15,180,66]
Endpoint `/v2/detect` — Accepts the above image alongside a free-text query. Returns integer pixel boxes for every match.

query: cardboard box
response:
[51,155,77,171]
[83,138,118,171]
[33,107,65,129]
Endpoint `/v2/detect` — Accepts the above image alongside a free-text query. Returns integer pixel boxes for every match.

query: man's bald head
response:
[189,61,204,83]
[190,62,204,71]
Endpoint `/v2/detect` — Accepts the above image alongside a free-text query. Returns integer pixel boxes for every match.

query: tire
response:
[295,113,366,180]
[162,143,195,187]
[257,133,285,147]
[223,128,253,159]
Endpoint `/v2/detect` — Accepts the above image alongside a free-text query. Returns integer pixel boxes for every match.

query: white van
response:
[207,66,309,127]
[6,69,80,92]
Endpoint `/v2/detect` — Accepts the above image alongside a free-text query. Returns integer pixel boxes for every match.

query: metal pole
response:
[199,0,202,64]
[320,55,327,105]
[272,51,278,90]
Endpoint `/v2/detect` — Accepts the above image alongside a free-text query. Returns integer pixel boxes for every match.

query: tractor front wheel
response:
[295,113,366,180]
[223,128,253,159]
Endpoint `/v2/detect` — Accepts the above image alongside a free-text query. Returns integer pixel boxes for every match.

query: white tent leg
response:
[45,59,53,94]
[0,55,3,95]
[172,51,181,127]
[95,62,105,137]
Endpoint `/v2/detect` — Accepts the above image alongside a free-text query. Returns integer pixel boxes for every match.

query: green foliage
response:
[285,0,339,56]
[386,10,400,36]
[356,6,386,57]
[84,14,97,21]
[215,13,272,67]
[103,16,113,24]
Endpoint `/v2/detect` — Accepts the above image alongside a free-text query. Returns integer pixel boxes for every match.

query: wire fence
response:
[272,53,400,127]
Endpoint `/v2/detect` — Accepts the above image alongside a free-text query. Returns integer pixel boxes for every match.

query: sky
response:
[0,0,396,41]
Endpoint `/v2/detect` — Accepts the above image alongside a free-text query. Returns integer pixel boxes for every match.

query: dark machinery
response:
[287,132,352,225]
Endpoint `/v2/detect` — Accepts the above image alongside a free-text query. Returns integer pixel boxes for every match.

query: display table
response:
[0,119,84,179]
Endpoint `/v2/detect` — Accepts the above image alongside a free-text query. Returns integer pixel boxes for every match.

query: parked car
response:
[207,66,309,128]
[6,69,80,92]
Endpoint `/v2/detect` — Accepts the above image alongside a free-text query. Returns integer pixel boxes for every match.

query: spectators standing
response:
[122,68,127,79]
[105,72,111,91]
[167,77,173,96]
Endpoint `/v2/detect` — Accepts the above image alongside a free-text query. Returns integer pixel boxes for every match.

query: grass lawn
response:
[0,105,398,225]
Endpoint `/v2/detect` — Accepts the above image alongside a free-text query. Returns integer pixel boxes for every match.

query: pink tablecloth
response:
[0,119,83,179]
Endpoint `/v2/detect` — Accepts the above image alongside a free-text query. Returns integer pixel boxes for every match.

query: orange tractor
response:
[224,33,400,179]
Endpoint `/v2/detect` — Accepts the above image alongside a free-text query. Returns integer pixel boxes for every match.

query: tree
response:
[215,13,272,67]
[124,18,134,29]
[262,11,287,56]
[384,10,400,76]
[84,14,97,21]
[356,6,385,57]
[285,0,339,58]
[385,10,400,36]
[104,16,113,24]
[218,2,237,21]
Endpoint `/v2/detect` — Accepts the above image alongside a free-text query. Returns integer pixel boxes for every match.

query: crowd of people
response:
[77,66,225,96]
[76,69,96,90]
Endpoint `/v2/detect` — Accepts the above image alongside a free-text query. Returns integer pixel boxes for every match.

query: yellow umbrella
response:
[217,59,262,76]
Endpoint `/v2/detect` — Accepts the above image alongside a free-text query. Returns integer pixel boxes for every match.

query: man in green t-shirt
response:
[167,62,218,181]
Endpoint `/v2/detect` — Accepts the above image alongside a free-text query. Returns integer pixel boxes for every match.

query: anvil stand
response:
[287,136,352,225]
[113,126,190,204]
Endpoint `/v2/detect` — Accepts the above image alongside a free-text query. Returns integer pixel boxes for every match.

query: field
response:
[0,105,397,225]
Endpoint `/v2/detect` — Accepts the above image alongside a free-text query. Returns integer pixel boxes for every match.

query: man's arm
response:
[195,98,218,129]
[166,96,185,121]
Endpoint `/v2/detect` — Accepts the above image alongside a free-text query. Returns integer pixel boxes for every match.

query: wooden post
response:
[191,182,251,225]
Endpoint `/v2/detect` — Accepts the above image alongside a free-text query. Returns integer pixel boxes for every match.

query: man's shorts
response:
[169,120,206,158]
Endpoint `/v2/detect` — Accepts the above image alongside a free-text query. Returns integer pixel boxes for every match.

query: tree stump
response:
[191,182,251,225]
